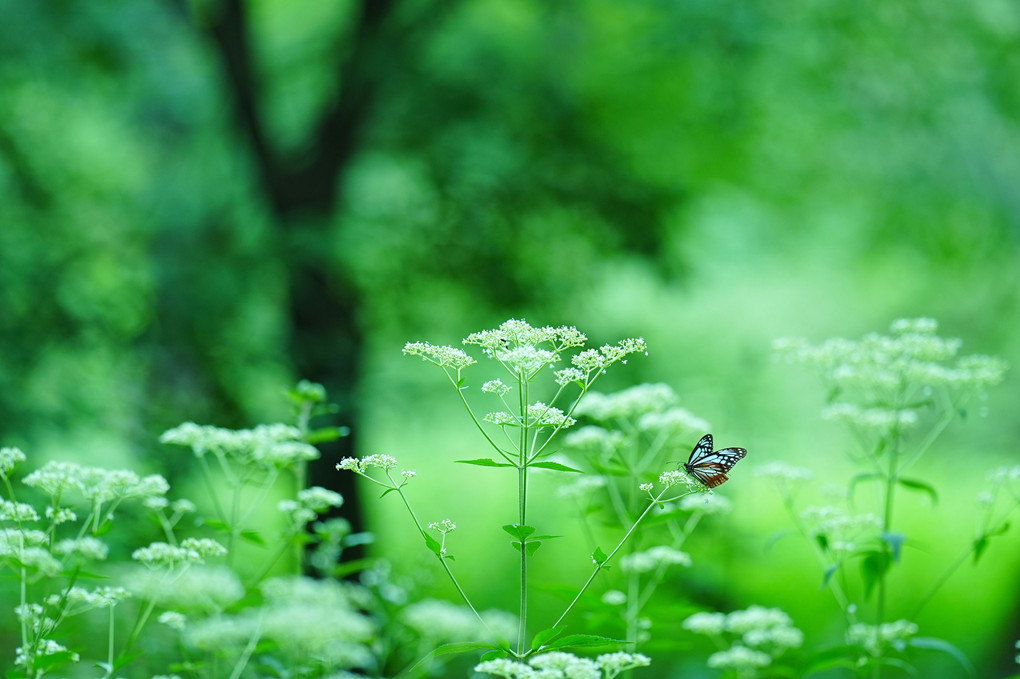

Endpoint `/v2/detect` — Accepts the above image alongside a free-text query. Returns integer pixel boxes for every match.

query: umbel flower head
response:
[774,318,1007,438]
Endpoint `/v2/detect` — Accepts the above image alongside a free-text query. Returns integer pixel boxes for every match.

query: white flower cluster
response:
[428,519,457,533]
[775,319,1007,428]
[556,476,607,500]
[822,404,919,431]
[53,537,109,561]
[463,319,588,355]
[574,383,679,422]
[483,379,512,395]
[658,470,699,490]
[496,345,558,376]
[402,341,477,370]
[685,605,804,670]
[125,565,243,612]
[336,454,400,473]
[47,585,130,611]
[0,446,26,476]
[801,506,881,551]
[638,408,712,437]
[0,499,39,522]
[15,639,78,669]
[279,486,344,526]
[160,422,318,466]
[132,538,226,568]
[620,546,692,573]
[678,493,733,515]
[563,427,624,456]
[23,462,169,504]
[527,403,575,428]
[475,651,650,679]
[847,619,918,656]
[401,599,517,644]
[754,461,813,484]
[185,576,376,671]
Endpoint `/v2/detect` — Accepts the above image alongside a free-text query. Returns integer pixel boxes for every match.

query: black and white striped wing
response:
[683,434,747,488]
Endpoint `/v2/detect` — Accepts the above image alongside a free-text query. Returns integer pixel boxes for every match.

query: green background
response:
[1,0,1018,676]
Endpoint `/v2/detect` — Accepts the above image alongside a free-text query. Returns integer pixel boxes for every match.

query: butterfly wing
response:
[683,434,747,488]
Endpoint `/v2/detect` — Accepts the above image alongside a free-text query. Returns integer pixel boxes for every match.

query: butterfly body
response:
[683,434,747,488]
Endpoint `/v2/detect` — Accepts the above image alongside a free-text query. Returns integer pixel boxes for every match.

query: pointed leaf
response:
[502,524,536,540]
[480,649,509,662]
[511,541,522,553]
[380,487,397,499]
[405,641,499,675]
[543,634,625,651]
[306,426,346,444]
[908,637,974,675]
[815,533,829,552]
[424,533,443,557]
[880,532,906,562]
[240,530,265,546]
[530,461,584,473]
[592,547,608,565]
[898,478,938,505]
[526,541,542,556]
[458,458,517,468]
[531,535,562,541]
[531,626,566,650]
[972,536,989,564]
[860,551,891,599]
[821,562,840,590]
[848,473,882,504]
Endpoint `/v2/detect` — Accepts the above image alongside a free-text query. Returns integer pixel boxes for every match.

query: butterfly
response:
[682,434,747,488]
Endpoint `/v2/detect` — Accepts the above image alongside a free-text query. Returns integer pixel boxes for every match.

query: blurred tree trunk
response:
[171,0,405,549]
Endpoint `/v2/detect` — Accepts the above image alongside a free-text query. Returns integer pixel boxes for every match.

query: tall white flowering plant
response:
[0,382,379,679]
[559,384,734,649]
[759,318,1014,677]
[338,319,709,677]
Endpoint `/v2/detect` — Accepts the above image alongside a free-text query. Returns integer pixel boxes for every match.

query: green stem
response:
[518,376,529,656]
[228,611,264,679]
[105,605,115,678]
[551,487,676,630]
[388,480,488,628]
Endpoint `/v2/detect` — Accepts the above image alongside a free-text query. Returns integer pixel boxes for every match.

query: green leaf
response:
[531,626,566,650]
[480,649,509,662]
[511,541,522,553]
[860,550,892,599]
[380,487,397,498]
[502,524,536,540]
[424,533,443,557]
[898,478,938,505]
[815,533,829,552]
[202,518,230,531]
[530,461,584,473]
[306,426,346,444]
[592,547,608,565]
[530,534,562,541]
[457,458,517,468]
[543,634,624,651]
[880,532,906,562]
[32,650,78,670]
[908,637,974,676]
[239,530,265,546]
[405,641,499,675]
[526,541,542,556]
[802,644,862,675]
[972,536,989,564]
[821,562,840,589]
[848,472,882,504]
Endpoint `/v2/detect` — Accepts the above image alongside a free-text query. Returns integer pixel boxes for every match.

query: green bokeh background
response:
[1,0,1018,676]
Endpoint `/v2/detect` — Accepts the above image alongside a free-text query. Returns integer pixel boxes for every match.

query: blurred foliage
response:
[1,0,1019,676]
